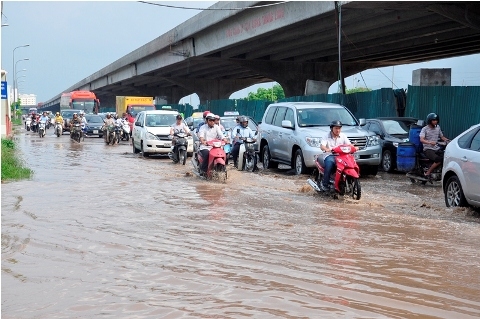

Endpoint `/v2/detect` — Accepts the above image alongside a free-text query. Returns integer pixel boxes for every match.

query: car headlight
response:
[305,137,322,148]
[367,135,379,146]
[145,132,158,140]
[393,142,399,147]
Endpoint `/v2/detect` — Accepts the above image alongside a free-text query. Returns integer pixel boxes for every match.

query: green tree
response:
[243,84,285,101]
[345,87,371,94]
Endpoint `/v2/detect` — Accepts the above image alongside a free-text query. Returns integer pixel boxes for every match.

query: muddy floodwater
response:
[2,128,480,319]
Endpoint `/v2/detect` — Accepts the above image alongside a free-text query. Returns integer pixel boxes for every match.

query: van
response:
[132,110,193,157]
[258,102,381,175]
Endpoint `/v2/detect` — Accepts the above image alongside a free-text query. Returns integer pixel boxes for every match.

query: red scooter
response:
[307,144,361,200]
[191,139,228,183]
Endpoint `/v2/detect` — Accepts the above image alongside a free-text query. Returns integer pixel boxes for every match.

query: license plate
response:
[164,142,171,147]
[93,130,98,134]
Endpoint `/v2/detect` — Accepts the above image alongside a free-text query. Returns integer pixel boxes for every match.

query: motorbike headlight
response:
[146,132,158,140]
[367,135,379,146]
[305,137,322,148]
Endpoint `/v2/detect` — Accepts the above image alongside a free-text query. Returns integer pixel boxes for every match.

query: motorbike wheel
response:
[76,132,81,143]
[26,126,30,131]
[212,164,227,183]
[352,178,361,200]
[179,149,186,165]
[39,130,42,138]
[125,134,129,142]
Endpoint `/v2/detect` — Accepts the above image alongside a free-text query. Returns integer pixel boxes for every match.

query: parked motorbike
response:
[307,144,361,200]
[54,122,63,137]
[104,124,116,145]
[71,123,83,143]
[38,122,46,138]
[25,117,31,131]
[191,139,228,182]
[237,137,258,172]
[169,132,189,165]
[405,142,447,185]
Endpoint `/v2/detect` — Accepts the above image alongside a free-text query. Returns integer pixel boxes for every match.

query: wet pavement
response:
[2,127,480,318]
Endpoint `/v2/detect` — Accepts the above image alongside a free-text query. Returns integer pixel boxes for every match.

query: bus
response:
[60,91,100,114]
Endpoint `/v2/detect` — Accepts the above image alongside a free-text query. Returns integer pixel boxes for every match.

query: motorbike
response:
[223,131,232,165]
[406,142,447,185]
[26,117,32,131]
[54,122,63,137]
[45,119,51,130]
[71,123,83,143]
[115,123,123,144]
[104,124,116,145]
[120,121,130,141]
[191,139,228,182]
[169,132,189,165]
[307,144,361,200]
[38,122,46,138]
[237,137,258,172]
[31,118,38,133]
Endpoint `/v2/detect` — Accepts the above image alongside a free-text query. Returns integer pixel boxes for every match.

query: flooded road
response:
[2,128,480,318]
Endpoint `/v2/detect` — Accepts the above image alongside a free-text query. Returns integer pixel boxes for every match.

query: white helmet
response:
[205,113,216,121]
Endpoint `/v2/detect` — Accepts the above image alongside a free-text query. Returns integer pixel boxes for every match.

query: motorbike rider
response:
[318,120,358,191]
[195,110,211,135]
[69,113,82,137]
[54,112,64,128]
[419,113,449,180]
[214,115,225,132]
[39,111,49,129]
[197,113,228,175]
[79,110,88,131]
[103,113,115,127]
[230,116,256,168]
[170,114,191,150]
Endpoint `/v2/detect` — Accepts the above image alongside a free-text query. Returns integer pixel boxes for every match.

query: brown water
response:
[2,129,480,318]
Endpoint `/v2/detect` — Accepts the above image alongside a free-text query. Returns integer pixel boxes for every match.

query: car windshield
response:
[297,107,357,127]
[221,117,257,132]
[145,114,176,127]
[85,115,104,124]
[382,120,411,135]
[61,111,76,119]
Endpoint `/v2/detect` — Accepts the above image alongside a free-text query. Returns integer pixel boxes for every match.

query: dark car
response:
[365,117,418,172]
[60,110,79,132]
[84,114,105,138]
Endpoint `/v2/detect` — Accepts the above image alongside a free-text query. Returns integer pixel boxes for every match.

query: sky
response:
[2,1,480,107]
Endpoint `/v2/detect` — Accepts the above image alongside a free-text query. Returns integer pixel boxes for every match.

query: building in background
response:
[19,93,36,106]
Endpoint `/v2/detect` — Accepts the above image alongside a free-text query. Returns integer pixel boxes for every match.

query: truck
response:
[60,91,100,114]
[115,96,155,118]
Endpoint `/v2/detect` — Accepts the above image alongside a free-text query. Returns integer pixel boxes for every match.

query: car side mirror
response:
[281,120,294,129]
[358,118,366,126]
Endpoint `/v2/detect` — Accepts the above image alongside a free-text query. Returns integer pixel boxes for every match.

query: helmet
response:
[79,110,85,115]
[106,113,111,118]
[205,113,216,121]
[203,111,211,119]
[55,112,60,116]
[73,113,78,117]
[329,120,343,129]
[426,113,439,125]
[214,115,220,120]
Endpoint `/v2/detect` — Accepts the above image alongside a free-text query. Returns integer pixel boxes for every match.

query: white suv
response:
[258,102,381,175]
[132,110,193,157]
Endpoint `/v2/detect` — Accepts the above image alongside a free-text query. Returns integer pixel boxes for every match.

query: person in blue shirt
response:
[39,112,49,125]
[230,116,256,168]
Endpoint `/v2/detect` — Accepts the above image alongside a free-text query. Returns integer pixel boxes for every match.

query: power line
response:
[137,1,288,11]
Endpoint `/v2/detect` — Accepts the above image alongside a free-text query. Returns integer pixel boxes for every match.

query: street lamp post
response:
[12,44,30,105]
[14,58,29,103]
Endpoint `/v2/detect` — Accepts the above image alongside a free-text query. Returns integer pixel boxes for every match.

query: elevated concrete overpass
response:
[44,1,480,108]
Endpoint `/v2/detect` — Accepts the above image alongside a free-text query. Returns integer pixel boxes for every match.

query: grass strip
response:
[1,138,33,181]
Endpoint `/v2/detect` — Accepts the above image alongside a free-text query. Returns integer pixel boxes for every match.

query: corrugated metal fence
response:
[405,86,480,138]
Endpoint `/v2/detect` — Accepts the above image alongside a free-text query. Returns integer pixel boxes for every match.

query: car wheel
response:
[262,145,278,169]
[141,142,149,157]
[294,149,307,175]
[445,175,468,207]
[132,139,140,153]
[382,150,394,172]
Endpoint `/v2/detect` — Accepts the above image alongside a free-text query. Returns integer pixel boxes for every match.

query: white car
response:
[132,110,193,157]
[442,123,480,208]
